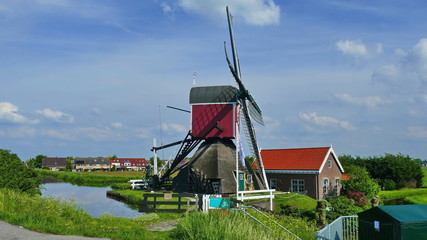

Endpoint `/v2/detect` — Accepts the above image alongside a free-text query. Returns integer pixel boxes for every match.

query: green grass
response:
[273,192,317,211]
[0,188,181,239]
[379,188,427,202]
[422,168,427,187]
[173,209,316,240]
[405,194,427,204]
[39,169,140,186]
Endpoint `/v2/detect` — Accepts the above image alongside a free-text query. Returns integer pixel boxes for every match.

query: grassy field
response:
[39,169,143,186]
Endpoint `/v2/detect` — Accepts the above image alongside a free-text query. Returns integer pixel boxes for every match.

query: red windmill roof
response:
[261,147,342,172]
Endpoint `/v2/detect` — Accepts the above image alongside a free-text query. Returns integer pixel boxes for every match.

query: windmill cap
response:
[190,85,238,104]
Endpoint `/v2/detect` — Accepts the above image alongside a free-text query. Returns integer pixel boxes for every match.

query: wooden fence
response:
[139,193,198,213]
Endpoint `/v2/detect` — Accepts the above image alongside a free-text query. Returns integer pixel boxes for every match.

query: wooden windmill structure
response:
[153,7,269,194]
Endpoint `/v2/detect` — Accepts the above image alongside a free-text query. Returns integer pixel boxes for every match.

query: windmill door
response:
[239,172,245,191]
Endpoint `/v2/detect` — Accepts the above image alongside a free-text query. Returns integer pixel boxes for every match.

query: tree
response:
[342,165,380,199]
[25,154,46,169]
[0,149,42,195]
[366,154,423,189]
[149,157,163,168]
[66,156,74,171]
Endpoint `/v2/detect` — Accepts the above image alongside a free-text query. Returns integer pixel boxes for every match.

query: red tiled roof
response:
[261,147,331,170]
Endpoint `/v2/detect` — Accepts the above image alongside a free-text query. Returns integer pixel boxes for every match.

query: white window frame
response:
[291,179,305,194]
[323,178,330,194]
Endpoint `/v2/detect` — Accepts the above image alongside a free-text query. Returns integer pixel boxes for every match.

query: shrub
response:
[346,191,367,207]
[326,196,363,221]
[279,204,302,218]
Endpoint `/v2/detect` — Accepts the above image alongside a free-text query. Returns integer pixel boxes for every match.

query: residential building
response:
[261,146,344,199]
[42,157,67,171]
[74,157,110,171]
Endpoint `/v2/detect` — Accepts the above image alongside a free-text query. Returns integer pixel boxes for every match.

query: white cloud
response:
[299,112,356,131]
[178,0,280,25]
[407,126,427,139]
[111,122,123,129]
[161,123,187,133]
[36,108,74,123]
[0,102,38,124]
[336,40,384,64]
[372,38,427,93]
[334,93,392,108]
[336,40,368,58]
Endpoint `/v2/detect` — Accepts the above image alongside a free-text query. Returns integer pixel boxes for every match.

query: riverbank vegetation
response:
[0,188,178,239]
[0,188,317,240]
[39,169,140,186]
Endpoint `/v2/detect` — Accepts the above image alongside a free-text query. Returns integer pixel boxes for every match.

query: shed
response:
[358,204,427,240]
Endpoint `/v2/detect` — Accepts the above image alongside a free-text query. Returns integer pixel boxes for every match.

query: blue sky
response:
[1,0,426,161]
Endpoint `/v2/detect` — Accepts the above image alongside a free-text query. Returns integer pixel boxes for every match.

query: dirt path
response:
[0,221,109,240]
[144,219,179,231]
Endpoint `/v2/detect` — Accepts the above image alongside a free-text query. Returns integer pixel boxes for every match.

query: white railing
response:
[236,189,275,211]
[316,216,358,240]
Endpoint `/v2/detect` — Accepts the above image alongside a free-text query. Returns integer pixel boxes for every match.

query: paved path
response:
[0,221,109,240]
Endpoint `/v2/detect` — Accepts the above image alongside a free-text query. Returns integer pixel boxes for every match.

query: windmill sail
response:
[225,6,269,190]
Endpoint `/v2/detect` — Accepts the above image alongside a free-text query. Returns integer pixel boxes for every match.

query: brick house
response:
[261,146,344,199]
[42,157,67,171]
[110,158,147,171]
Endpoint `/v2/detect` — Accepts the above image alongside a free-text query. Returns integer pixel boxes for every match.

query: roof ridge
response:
[262,146,330,151]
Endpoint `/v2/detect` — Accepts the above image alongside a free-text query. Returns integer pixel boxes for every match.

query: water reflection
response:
[41,182,142,218]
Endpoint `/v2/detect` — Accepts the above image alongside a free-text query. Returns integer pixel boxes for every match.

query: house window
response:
[291,179,305,193]
[328,160,332,168]
[323,178,330,194]
[270,178,277,189]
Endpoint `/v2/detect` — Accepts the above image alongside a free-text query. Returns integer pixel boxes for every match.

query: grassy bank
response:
[379,188,427,200]
[0,188,178,239]
[39,169,142,186]
[0,188,316,239]
[273,192,317,211]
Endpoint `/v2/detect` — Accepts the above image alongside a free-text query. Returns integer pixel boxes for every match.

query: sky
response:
[1,0,427,161]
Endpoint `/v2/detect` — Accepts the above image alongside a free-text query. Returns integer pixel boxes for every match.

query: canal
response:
[41,181,142,218]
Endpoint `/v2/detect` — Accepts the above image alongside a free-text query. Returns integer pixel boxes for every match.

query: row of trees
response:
[340,153,424,191]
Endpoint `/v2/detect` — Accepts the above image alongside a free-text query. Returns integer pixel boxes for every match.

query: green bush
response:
[380,179,396,190]
[0,149,41,195]
[326,196,363,221]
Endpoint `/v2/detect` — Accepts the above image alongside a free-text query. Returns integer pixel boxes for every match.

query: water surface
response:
[41,182,142,218]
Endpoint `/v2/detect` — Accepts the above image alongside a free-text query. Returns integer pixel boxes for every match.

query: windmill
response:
[152,7,269,194]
